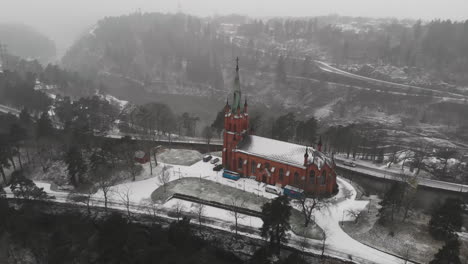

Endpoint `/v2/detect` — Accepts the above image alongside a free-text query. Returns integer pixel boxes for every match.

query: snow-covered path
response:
[4,157,408,263]
[312,178,405,264]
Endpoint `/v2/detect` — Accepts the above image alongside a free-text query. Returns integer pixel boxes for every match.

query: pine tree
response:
[430,237,461,264]
[260,195,292,255]
[429,198,463,240]
[65,146,87,186]
[36,112,54,139]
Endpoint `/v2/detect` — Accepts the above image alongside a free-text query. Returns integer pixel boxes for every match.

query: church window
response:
[309,170,315,184]
[321,170,327,185]
[238,158,243,169]
[294,172,299,184]
[279,169,284,181]
[265,163,270,171]
[251,161,256,174]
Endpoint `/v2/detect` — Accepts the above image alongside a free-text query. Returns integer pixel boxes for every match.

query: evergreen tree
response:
[36,112,54,139]
[9,171,48,200]
[65,146,87,186]
[429,237,461,264]
[378,182,403,224]
[260,195,292,254]
[272,113,296,141]
[0,135,11,185]
[429,198,463,240]
[275,56,287,84]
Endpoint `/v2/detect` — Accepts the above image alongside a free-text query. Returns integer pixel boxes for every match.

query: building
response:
[222,59,337,195]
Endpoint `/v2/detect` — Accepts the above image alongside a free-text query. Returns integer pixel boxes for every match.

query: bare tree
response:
[228,198,246,236]
[174,200,185,221]
[400,243,414,264]
[67,189,94,217]
[298,193,326,227]
[193,203,205,233]
[118,185,133,220]
[202,126,213,151]
[140,199,160,224]
[397,172,419,222]
[157,165,171,192]
[96,168,115,211]
[299,229,310,260]
[346,209,361,224]
[321,229,327,259]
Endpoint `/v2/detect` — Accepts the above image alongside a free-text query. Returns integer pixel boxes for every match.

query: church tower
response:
[223,58,249,170]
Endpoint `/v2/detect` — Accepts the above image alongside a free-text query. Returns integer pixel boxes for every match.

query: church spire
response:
[232,57,242,111]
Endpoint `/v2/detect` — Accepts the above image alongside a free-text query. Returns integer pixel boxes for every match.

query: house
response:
[134,150,150,164]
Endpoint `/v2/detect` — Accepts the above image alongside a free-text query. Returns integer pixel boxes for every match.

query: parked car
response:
[203,155,212,162]
[343,161,357,167]
[210,157,220,164]
[213,164,223,171]
[265,185,282,195]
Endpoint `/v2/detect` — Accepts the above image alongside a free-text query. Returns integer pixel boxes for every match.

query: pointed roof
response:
[232,57,242,111]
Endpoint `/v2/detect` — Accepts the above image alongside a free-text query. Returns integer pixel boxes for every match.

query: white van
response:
[265,185,282,195]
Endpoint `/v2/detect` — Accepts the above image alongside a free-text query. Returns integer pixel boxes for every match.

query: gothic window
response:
[294,172,299,184]
[321,170,327,185]
[309,170,315,184]
[279,168,284,181]
[238,158,243,169]
[251,161,256,174]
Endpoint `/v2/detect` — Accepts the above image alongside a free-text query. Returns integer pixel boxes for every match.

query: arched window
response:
[309,170,315,184]
[294,172,299,184]
[238,158,243,169]
[251,161,256,174]
[265,163,270,171]
[321,170,327,185]
[279,168,284,181]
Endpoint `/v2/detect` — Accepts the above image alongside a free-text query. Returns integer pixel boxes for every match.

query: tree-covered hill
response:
[0,24,56,63]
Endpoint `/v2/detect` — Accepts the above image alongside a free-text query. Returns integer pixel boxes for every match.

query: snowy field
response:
[157,149,204,166]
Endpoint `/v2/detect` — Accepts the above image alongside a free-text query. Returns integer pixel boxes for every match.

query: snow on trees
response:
[9,172,48,200]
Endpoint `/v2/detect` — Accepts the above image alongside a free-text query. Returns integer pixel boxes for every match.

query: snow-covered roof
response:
[235,135,332,169]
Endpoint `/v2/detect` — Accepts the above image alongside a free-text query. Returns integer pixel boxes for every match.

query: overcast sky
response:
[1,0,467,54]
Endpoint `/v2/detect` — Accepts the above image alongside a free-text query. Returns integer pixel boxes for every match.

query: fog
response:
[1,0,467,56]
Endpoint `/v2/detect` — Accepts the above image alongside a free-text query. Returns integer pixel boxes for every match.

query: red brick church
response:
[222,59,337,195]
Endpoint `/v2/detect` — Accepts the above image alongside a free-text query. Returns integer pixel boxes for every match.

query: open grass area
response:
[151,178,323,240]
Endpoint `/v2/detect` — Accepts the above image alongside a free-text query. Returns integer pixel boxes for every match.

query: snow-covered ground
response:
[307,178,404,264]
[163,198,263,229]
[3,150,410,263]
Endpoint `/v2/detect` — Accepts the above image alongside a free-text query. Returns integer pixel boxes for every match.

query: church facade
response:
[222,59,337,195]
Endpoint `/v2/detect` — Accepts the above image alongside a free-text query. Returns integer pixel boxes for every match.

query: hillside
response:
[61,13,468,151]
[0,24,56,63]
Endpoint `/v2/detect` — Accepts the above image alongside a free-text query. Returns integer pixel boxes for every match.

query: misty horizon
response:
[1,0,468,56]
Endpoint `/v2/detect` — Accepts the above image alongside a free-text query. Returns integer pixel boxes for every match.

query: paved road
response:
[315,61,468,101]
[335,157,468,193]
[0,104,20,116]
